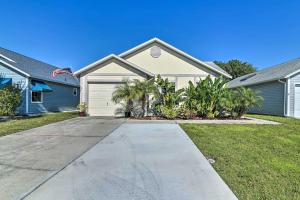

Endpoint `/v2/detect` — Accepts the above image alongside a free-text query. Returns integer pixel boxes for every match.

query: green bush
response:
[178,104,197,119]
[160,106,179,119]
[230,87,263,118]
[152,75,184,115]
[0,85,22,116]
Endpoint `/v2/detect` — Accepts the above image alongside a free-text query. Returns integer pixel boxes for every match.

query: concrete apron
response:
[25,123,238,200]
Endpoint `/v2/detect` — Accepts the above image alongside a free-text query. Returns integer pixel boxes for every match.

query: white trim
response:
[74,54,154,77]
[31,91,43,103]
[0,54,16,63]
[285,69,300,79]
[293,82,300,118]
[0,59,30,77]
[119,38,232,79]
[278,80,287,116]
[287,78,291,116]
[25,78,29,113]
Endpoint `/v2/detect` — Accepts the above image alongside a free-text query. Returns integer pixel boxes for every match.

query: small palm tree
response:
[232,87,263,117]
[132,78,156,117]
[112,80,136,117]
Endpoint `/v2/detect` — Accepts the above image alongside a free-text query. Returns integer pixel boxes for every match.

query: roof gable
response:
[74,54,154,77]
[119,38,231,78]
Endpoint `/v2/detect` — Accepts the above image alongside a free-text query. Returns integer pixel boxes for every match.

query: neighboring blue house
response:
[0,47,79,114]
[228,58,300,118]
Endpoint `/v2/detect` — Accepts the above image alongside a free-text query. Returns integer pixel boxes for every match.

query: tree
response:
[111,80,137,117]
[132,78,156,117]
[214,59,256,79]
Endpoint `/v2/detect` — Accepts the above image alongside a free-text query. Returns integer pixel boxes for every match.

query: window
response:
[32,91,42,103]
[73,88,78,96]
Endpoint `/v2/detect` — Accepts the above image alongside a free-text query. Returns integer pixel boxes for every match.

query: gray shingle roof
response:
[0,47,79,86]
[227,58,300,88]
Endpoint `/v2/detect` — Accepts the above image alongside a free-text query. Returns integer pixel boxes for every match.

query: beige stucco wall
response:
[124,43,218,77]
[122,43,218,90]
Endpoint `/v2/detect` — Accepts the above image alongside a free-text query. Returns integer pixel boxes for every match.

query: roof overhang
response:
[0,59,30,77]
[74,54,154,77]
[119,38,232,79]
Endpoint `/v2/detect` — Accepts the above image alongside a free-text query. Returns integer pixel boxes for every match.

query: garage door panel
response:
[88,83,123,116]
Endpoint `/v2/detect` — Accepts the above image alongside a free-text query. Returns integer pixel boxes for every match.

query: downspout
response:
[25,78,29,114]
[278,79,287,116]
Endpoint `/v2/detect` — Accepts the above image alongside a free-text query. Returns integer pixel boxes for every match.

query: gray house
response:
[228,58,300,118]
[0,47,79,114]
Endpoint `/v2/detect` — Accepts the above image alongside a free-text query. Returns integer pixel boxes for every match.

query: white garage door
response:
[294,84,300,118]
[88,83,122,116]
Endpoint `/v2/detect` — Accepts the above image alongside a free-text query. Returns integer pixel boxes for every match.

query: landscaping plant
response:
[112,80,137,117]
[0,84,22,116]
[152,75,184,118]
[111,75,262,119]
[132,78,156,117]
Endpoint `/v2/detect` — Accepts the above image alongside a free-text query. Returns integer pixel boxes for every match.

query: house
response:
[227,58,300,118]
[0,47,80,114]
[74,38,231,116]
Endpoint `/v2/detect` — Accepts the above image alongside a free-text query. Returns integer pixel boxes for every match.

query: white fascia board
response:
[285,69,300,79]
[119,38,232,79]
[74,54,115,76]
[0,59,30,77]
[74,54,153,77]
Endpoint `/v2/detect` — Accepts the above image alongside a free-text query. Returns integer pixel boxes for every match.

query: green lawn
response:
[0,112,78,137]
[180,115,300,200]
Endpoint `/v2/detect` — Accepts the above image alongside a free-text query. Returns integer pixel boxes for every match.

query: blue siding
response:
[289,72,300,117]
[0,63,27,113]
[248,81,285,116]
[28,80,79,113]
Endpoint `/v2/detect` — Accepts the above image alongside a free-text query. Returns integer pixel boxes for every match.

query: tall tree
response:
[214,59,256,79]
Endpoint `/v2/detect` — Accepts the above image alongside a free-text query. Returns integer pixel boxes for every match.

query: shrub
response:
[230,87,263,118]
[0,85,22,116]
[178,104,197,119]
[152,75,184,115]
[160,106,179,119]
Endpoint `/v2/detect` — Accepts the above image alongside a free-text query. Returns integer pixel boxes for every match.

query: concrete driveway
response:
[0,117,124,200]
[24,123,238,200]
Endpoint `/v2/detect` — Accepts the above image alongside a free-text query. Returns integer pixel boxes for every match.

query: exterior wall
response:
[0,63,28,113]
[28,80,79,113]
[248,81,285,116]
[289,72,300,117]
[79,59,145,104]
[123,42,219,89]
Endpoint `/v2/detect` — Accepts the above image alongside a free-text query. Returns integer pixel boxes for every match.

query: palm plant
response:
[132,78,156,117]
[111,80,136,117]
[231,87,263,118]
[194,76,228,118]
[153,75,184,116]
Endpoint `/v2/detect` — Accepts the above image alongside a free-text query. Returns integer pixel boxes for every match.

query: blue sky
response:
[1,0,300,71]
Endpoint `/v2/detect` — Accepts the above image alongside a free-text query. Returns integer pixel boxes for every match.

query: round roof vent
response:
[150,46,161,58]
